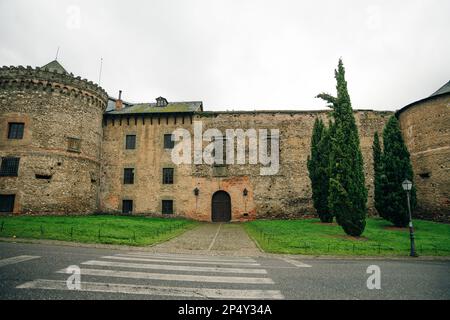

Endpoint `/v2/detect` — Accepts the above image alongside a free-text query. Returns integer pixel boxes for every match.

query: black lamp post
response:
[402,179,418,257]
[194,188,199,197]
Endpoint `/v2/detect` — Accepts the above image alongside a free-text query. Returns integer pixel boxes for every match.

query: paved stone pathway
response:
[149,223,262,256]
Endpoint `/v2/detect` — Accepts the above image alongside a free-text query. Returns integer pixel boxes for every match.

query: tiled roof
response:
[106,101,203,114]
[396,79,450,116]
[430,80,450,97]
[41,60,68,74]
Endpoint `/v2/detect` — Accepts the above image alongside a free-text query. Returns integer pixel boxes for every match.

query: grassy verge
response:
[244,218,450,256]
[0,215,198,246]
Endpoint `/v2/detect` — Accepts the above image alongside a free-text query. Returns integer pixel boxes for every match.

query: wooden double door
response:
[211,191,231,222]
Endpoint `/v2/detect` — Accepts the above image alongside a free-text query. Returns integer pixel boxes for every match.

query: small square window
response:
[164,134,175,149]
[122,200,133,214]
[163,168,174,184]
[124,168,135,184]
[8,123,24,140]
[126,135,136,150]
[67,137,81,153]
[0,157,20,177]
[162,200,173,215]
[0,195,15,212]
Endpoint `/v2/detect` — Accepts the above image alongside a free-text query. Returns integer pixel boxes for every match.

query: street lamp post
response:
[402,179,418,257]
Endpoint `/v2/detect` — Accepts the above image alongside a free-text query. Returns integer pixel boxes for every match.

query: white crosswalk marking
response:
[18,279,284,299]
[102,255,261,266]
[0,255,40,268]
[123,252,256,263]
[81,260,267,274]
[282,258,312,268]
[16,251,287,299]
[57,267,275,284]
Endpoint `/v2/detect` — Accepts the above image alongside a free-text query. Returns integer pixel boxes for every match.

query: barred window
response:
[164,134,175,149]
[67,137,81,153]
[126,135,136,150]
[8,123,24,139]
[0,157,20,177]
[163,168,174,184]
[122,200,133,214]
[123,168,135,184]
[162,200,173,215]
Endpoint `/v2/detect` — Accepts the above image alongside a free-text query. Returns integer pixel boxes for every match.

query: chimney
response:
[115,90,123,110]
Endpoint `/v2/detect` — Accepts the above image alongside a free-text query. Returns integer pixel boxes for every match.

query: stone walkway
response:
[149,223,262,257]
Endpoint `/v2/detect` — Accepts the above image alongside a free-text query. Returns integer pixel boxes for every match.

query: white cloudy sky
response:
[1,0,449,111]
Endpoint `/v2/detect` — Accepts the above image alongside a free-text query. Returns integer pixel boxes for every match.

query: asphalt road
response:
[0,242,449,300]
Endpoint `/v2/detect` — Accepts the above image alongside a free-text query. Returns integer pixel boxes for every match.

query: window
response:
[123,168,135,184]
[156,97,168,107]
[125,135,136,150]
[163,168,174,184]
[0,157,20,177]
[8,123,24,139]
[67,137,81,153]
[162,200,173,215]
[122,200,133,214]
[164,134,175,149]
[35,174,52,180]
[0,195,15,213]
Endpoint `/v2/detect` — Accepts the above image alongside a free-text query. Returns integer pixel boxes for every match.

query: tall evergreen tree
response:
[380,116,417,227]
[307,119,332,223]
[317,59,367,236]
[372,131,386,218]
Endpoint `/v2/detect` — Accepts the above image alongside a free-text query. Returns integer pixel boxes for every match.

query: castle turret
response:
[0,60,108,214]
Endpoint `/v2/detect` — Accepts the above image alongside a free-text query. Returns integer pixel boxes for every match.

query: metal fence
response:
[251,227,450,256]
[0,220,187,245]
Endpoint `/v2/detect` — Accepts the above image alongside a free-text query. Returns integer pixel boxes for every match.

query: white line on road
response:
[282,258,312,268]
[124,252,256,263]
[57,268,275,284]
[0,255,40,268]
[81,260,267,274]
[208,223,222,251]
[17,279,285,299]
[103,255,261,266]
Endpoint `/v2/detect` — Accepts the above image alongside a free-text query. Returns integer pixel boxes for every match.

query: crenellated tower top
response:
[0,60,109,110]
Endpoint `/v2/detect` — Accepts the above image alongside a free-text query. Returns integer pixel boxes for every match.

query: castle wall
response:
[100,110,392,221]
[0,66,108,214]
[398,95,450,222]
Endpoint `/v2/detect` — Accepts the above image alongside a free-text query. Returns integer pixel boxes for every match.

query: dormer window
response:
[156,97,168,107]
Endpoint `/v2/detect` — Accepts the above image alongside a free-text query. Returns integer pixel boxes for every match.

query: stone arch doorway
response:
[211,191,231,222]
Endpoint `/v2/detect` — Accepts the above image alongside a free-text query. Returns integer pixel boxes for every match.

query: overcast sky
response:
[1,0,449,111]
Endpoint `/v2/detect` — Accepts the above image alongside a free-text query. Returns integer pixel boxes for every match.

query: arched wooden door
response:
[211,191,231,222]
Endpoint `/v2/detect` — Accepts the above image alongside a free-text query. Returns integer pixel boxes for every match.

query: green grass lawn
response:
[244,218,450,256]
[0,215,198,246]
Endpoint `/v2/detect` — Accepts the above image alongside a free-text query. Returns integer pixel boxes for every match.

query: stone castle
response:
[0,60,448,222]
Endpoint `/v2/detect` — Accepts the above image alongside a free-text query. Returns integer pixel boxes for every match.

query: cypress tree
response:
[307,119,332,223]
[317,59,367,236]
[372,131,386,218]
[380,116,417,227]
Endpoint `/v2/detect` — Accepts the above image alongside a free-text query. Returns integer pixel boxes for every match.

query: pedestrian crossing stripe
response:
[81,260,267,274]
[57,267,275,284]
[123,252,256,263]
[0,255,40,268]
[17,279,285,299]
[102,255,261,266]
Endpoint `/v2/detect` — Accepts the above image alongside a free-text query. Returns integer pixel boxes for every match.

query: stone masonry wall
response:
[0,67,107,214]
[100,110,392,221]
[398,95,450,222]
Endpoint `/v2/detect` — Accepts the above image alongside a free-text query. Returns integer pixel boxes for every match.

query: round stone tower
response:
[397,80,450,222]
[0,60,108,214]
